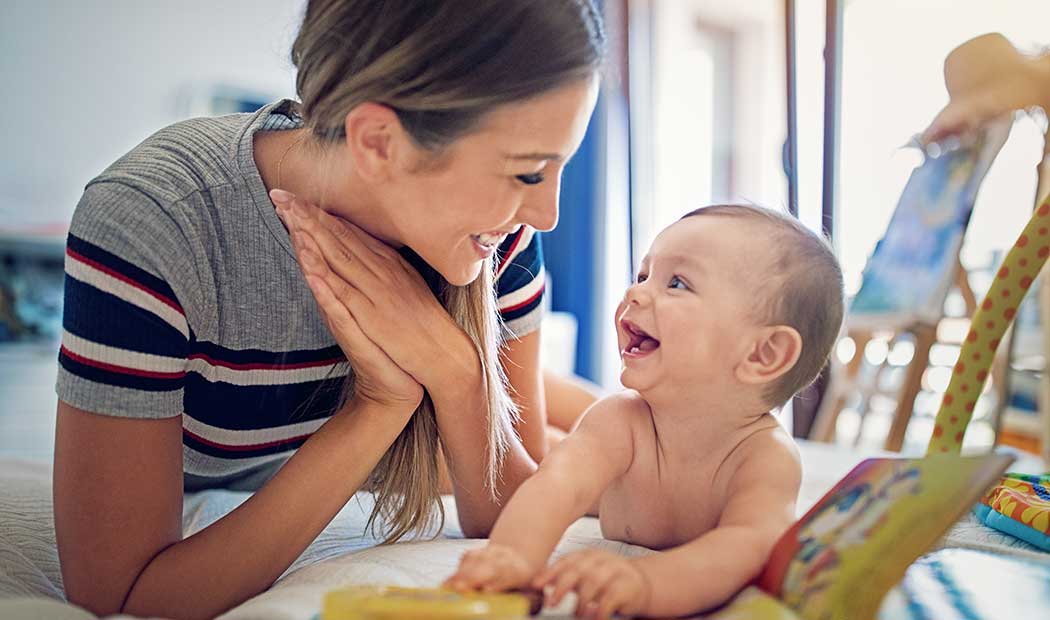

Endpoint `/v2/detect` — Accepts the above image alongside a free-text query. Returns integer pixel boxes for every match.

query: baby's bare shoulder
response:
[580,390,652,431]
[727,425,802,491]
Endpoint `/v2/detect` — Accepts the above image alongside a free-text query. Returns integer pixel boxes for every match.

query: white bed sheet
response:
[0,441,1045,620]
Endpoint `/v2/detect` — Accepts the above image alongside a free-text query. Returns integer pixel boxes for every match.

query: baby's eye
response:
[635,272,648,284]
[515,172,545,186]
[669,275,689,290]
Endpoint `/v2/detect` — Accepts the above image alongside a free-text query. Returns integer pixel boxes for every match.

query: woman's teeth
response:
[472,232,506,248]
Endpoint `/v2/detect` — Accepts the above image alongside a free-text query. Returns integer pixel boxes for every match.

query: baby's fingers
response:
[595,582,631,620]
[538,560,586,608]
[574,565,618,616]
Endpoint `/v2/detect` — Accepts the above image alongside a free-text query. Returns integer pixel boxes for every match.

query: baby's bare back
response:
[597,396,789,550]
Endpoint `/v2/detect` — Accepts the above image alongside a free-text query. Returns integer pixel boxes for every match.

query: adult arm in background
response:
[923,33,1050,144]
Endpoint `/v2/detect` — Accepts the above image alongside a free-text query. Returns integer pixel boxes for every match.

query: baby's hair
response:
[681,204,844,407]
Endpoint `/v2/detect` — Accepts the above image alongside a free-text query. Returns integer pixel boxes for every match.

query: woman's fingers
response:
[278,199,384,289]
[316,207,401,262]
[294,234,369,313]
[302,274,378,363]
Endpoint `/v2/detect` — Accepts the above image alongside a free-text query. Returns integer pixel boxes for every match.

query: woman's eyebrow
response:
[504,152,563,162]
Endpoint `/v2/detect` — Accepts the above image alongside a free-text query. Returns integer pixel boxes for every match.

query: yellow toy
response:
[321,585,536,620]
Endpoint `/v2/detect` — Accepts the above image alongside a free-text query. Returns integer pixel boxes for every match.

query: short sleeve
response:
[495,226,546,338]
[56,181,190,419]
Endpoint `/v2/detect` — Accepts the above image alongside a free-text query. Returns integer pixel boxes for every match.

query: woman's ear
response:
[735,325,803,387]
[343,102,402,183]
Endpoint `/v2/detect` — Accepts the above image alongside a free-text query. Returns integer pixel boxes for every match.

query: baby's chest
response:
[598,464,724,550]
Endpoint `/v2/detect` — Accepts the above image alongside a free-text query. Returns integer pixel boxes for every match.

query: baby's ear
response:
[735,325,803,387]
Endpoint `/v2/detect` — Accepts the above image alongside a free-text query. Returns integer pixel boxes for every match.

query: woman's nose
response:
[517,181,560,232]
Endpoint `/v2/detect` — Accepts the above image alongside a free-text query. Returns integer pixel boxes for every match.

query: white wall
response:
[0,0,306,228]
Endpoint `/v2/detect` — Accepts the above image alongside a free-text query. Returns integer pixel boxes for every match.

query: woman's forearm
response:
[122,399,413,620]
[430,358,538,537]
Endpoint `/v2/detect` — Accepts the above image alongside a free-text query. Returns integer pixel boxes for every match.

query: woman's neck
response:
[254,128,403,246]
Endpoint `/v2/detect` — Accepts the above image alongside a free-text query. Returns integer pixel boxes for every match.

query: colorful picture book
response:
[705,452,1016,620]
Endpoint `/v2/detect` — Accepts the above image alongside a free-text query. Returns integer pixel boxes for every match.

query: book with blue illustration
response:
[848,123,1010,330]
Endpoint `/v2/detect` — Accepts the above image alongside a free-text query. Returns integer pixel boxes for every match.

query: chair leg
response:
[886,324,936,452]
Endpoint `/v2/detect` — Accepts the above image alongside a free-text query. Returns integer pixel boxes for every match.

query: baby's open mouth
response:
[622,320,660,355]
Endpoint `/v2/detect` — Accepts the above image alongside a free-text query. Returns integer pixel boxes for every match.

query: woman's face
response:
[382,77,599,286]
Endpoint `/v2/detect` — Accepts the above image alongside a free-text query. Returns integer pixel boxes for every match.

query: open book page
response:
[756,453,1014,620]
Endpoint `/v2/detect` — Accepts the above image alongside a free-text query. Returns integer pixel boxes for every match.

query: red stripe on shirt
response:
[186,353,345,371]
[67,247,185,314]
[60,345,186,380]
[496,227,526,276]
[500,284,545,314]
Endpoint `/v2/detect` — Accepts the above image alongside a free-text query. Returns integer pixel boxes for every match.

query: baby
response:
[445,204,845,618]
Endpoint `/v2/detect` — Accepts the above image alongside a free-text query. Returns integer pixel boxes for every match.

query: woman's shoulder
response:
[88,112,253,206]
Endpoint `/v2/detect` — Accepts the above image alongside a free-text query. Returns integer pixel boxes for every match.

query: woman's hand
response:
[271,189,424,411]
[923,33,1050,144]
[533,549,651,620]
[270,190,480,396]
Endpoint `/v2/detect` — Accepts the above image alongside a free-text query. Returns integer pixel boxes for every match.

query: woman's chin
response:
[441,261,485,287]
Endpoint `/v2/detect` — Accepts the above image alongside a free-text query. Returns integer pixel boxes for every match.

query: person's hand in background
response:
[923,33,1050,145]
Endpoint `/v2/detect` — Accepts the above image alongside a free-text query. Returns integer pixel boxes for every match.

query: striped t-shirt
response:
[56,100,546,490]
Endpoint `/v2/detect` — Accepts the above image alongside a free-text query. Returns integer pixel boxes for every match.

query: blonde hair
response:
[290,0,605,542]
[682,205,844,407]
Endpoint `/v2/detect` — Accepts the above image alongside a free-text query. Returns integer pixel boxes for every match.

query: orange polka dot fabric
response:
[927,199,1050,455]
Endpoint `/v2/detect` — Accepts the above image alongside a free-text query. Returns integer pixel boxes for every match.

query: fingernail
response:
[270,188,294,204]
[275,204,292,222]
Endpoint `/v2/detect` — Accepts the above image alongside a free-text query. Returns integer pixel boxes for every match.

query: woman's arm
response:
[54,396,415,620]
[429,348,539,537]
[543,368,601,432]
[274,192,546,536]
[501,330,548,461]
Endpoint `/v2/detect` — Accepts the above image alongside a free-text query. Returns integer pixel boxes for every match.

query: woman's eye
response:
[669,275,688,290]
[636,272,648,283]
[516,172,545,185]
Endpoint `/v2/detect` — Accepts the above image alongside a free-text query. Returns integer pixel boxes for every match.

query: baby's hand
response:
[534,549,651,619]
[444,544,536,593]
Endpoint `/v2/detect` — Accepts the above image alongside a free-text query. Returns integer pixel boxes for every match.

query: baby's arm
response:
[634,436,801,616]
[446,393,638,591]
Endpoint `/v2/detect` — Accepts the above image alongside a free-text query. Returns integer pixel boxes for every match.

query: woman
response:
[52,1,604,618]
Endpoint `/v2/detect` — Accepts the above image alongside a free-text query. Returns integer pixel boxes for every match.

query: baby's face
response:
[616,216,771,394]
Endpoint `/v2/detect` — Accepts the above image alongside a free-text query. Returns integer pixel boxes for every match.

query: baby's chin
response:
[618,367,655,392]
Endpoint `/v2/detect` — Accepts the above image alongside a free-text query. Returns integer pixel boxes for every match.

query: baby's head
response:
[617,204,844,409]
